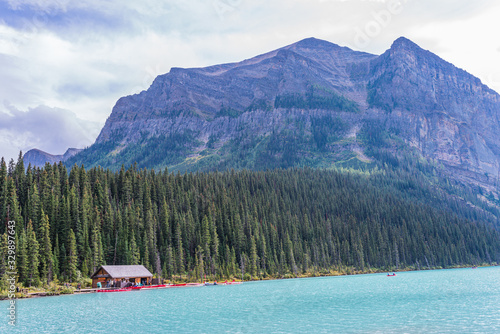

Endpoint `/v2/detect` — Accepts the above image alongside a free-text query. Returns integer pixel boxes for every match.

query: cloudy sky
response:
[0,0,499,161]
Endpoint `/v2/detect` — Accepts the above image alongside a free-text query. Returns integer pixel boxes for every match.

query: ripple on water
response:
[1,267,499,333]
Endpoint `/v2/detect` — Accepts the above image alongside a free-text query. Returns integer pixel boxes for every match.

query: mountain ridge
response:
[24,147,82,168]
[67,37,500,193]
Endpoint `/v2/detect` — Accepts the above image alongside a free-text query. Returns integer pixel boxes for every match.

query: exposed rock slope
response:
[68,37,500,189]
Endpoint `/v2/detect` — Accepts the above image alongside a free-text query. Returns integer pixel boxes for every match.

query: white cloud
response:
[0,104,101,160]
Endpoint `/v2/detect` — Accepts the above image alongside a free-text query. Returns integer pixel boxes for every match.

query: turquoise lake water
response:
[1,267,499,333]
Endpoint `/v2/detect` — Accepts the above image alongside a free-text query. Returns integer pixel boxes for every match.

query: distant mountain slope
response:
[368,38,500,184]
[24,148,82,168]
[67,37,500,191]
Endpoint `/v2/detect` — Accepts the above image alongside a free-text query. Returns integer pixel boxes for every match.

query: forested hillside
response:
[1,155,499,288]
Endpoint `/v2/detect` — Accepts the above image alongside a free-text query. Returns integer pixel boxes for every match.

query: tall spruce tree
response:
[26,221,40,286]
[39,211,54,283]
[67,229,78,282]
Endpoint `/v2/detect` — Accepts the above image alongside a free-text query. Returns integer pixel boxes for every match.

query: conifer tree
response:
[67,229,78,282]
[0,233,10,290]
[17,229,27,286]
[195,245,204,282]
[250,236,258,278]
[130,232,140,265]
[26,221,40,286]
[27,183,40,235]
[175,222,185,276]
[166,245,174,279]
[53,235,60,279]
[39,211,53,283]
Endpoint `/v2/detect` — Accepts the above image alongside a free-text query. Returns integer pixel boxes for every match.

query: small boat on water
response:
[186,283,204,287]
[97,288,132,293]
[387,273,396,277]
[223,280,242,285]
[97,281,240,292]
[204,282,218,286]
[142,284,167,289]
[171,283,187,287]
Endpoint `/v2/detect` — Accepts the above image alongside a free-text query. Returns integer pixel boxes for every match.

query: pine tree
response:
[67,229,78,282]
[26,221,40,286]
[39,211,53,283]
[91,221,104,273]
[17,229,27,286]
[175,223,185,277]
[166,245,174,279]
[0,233,10,290]
[130,232,140,265]
[210,215,219,278]
[250,235,258,278]
[53,235,60,279]
[142,230,151,271]
[27,183,40,235]
[6,178,23,230]
[195,245,204,282]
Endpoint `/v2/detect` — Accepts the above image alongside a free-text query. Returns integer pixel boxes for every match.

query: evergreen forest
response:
[1,154,500,289]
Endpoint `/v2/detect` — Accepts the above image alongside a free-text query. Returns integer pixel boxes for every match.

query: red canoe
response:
[97,288,131,293]
[142,284,167,289]
[223,280,242,285]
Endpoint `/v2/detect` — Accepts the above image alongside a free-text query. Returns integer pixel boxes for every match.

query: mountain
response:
[24,148,82,168]
[67,37,500,190]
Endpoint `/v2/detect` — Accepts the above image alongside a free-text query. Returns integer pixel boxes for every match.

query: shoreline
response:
[2,263,495,301]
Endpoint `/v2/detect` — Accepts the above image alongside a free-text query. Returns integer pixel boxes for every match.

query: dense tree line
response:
[274,86,359,113]
[1,154,499,288]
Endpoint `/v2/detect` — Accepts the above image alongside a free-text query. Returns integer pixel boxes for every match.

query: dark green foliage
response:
[275,94,307,109]
[275,86,359,113]
[207,134,219,149]
[245,99,272,112]
[1,157,500,286]
[120,132,199,169]
[216,106,243,118]
[26,221,40,287]
[311,116,348,150]
[367,71,396,112]
[358,119,388,148]
[67,132,199,171]
[65,141,119,170]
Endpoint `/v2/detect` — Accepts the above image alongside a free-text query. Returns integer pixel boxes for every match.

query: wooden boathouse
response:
[91,265,153,288]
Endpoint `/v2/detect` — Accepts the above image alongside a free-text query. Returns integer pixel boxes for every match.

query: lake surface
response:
[1,267,499,333]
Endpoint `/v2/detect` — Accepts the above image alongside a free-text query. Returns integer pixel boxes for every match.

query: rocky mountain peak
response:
[290,37,341,50]
[69,37,500,191]
[390,36,421,51]
[24,147,83,168]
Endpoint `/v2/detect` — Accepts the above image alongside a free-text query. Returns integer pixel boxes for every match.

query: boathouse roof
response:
[91,265,153,279]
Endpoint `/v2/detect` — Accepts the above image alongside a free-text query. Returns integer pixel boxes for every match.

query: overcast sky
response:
[1,0,499,161]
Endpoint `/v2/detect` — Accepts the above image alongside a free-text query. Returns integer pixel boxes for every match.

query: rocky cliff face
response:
[69,37,500,189]
[96,38,374,143]
[368,38,500,182]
